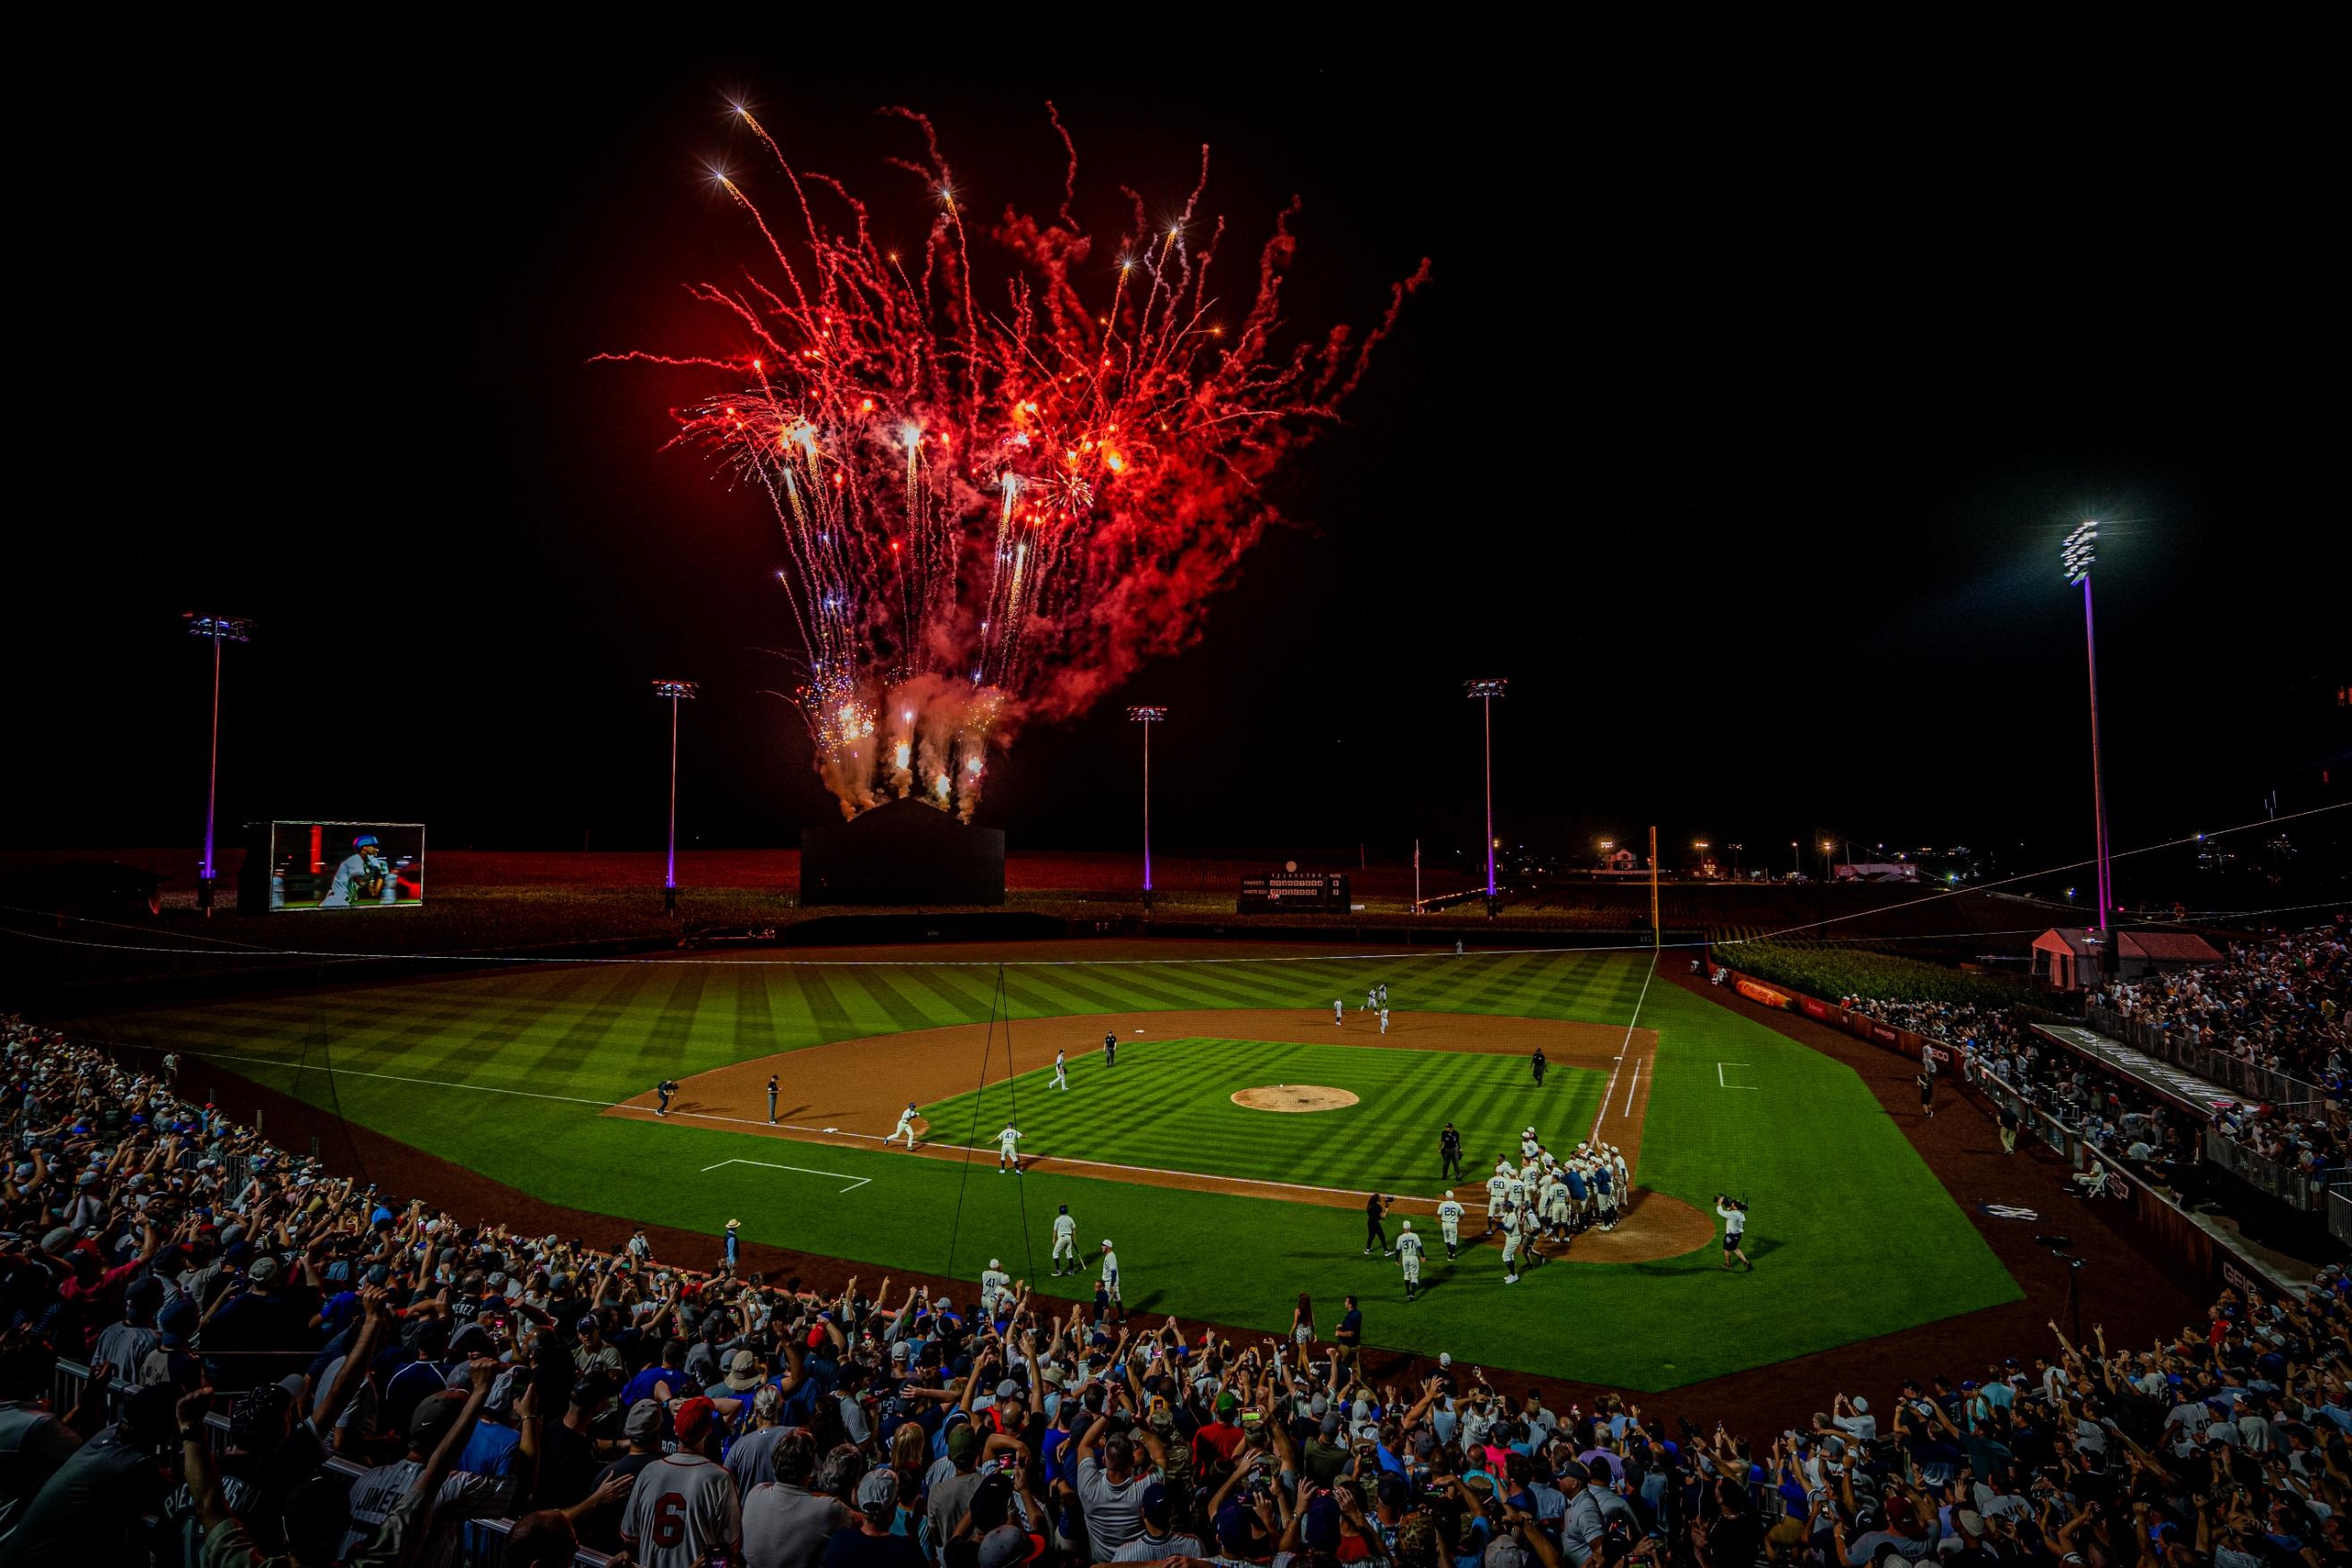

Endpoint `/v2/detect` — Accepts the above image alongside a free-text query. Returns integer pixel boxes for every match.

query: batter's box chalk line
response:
[700,1157,872,1194]
[1716,1063,1759,1090]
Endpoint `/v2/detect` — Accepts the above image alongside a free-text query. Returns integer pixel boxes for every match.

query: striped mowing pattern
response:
[919,1038,1604,1195]
[100,948,1648,1107]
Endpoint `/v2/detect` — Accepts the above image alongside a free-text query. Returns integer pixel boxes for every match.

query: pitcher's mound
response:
[1232,1084,1359,1113]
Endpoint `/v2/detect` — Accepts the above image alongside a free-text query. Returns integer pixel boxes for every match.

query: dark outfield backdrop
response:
[18,53,2345,877]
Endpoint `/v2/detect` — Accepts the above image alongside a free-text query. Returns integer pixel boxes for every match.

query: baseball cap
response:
[246,1255,281,1285]
[995,1378,1020,1400]
[407,1390,468,1452]
[978,1526,1039,1568]
[673,1396,717,1446]
[1141,1481,1172,1525]
[1216,1392,1240,1415]
[624,1398,667,1443]
[1100,1239,1114,1249]
[947,1423,981,1462]
[857,1469,900,1518]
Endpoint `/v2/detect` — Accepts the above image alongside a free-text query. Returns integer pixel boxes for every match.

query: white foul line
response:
[191,1052,616,1106]
[1591,951,1658,1144]
[1717,1062,1757,1090]
[1621,1060,1641,1116]
[699,1157,870,1193]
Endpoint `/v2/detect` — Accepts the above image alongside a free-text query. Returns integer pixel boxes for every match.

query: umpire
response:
[1439,1122,1464,1180]
[1363,1193,1392,1256]
[1533,1047,1548,1087]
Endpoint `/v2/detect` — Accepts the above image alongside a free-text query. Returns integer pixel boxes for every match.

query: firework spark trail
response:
[611,105,1428,820]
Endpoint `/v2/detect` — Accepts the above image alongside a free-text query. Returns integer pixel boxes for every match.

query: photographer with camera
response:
[1713,1198,1753,1273]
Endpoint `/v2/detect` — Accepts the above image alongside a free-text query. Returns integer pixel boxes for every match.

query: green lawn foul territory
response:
[86,945,2019,1388]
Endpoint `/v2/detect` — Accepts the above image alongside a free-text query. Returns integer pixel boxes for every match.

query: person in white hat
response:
[1094,1241,1122,1326]
[722,1218,742,1270]
[1483,1159,1511,1237]
[1436,1190,1465,1259]
[1395,1220,1424,1301]
[980,1258,1012,1318]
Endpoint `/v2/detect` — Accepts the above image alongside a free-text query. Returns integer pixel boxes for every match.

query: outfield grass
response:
[82,946,2019,1388]
[918,1038,1606,1195]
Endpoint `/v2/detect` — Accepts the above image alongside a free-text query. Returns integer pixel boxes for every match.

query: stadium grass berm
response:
[82,943,2021,1388]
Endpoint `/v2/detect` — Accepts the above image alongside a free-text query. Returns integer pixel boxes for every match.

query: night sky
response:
[26,57,2346,886]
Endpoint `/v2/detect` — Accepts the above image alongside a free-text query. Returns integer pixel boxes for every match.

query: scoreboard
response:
[1237,871,1351,912]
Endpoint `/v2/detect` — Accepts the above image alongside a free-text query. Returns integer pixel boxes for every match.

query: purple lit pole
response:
[185,614,254,916]
[1465,680,1507,913]
[1128,707,1166,909]
[2062,523,2112,934]
[652,681,698,914]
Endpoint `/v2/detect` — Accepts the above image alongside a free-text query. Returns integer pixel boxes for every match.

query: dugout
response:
[799,797,1006,906]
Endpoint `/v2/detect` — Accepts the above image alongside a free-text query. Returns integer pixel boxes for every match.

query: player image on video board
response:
[256,821,426,911]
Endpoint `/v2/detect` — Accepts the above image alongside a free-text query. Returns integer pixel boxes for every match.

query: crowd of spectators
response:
[2093,927,2349,1193]
[2095,928,2348,1089]
[11,1013,2352,1568]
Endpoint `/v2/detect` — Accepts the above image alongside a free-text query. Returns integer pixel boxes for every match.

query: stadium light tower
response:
[652,681,699,914]
[1464,679,1507,914]
[1127,706,1167,908]
[185,614,255,917]
[2061,521,2113,934]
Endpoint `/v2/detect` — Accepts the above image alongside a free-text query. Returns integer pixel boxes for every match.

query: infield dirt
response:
[607,1007,1712,1264]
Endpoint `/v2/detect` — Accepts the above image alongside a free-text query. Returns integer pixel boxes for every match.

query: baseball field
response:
[81,942,2021,1388]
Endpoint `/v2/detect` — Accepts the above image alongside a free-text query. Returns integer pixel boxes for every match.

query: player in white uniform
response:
[1377,983,1388,1008]
[980,1258,1013,1318]
[1436,1191,1465,1259]
[891,1102,920,1149]
[1334,998,1345,1026]
[1096,1240,1124,1325]
[1379,1006,1389,1035]
[1483,1163,1511,1236]
[1396,1220,1425,1301]
[1520,1127,1541,1162]
[996,1122,1023,1174]
[1499,1209,1524,1284]
[1541,1171,1570,1242]
[1053,1049,1068,1090]
[1051,1203,1078,1275]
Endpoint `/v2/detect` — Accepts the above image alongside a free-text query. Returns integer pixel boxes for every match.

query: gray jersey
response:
[621,1454,741,1568]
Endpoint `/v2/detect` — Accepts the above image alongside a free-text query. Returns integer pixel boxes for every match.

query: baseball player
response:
[1499,1208,1525,1284]
[1482,1161,1511,1236]
[1378,1006,1390,1036]
[1541,1168,1570,1242]
[319,833,395,908]
[1436,1191,1465,1259]
[1519,1126,1541,1162]
[656,1079,678,1118]
[1334,998,1345,1026]
[1095,1240,1123,1325]
[1593,1157,1618,1231]
[1564,1160,1590,1233]
[766,1074,779,1123]
[1365,986,1378,1013]
[995,1121,1023,1174]
[890,1101,920,1149]
[980,1258,1012,1318]
[1396,1220,1425,1301]
[1051,1203,1078,1275]
[1503,1165,1529,1231]
[1377,982,1388,1008]
[1053,1049,1068,1090]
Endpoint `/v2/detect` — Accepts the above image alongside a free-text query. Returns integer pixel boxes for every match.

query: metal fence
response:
[52,1360,613,1568]
[2085,1003,2327,1111]
[2203,1130,2331,1212]
[2331,1188,2352,1249]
